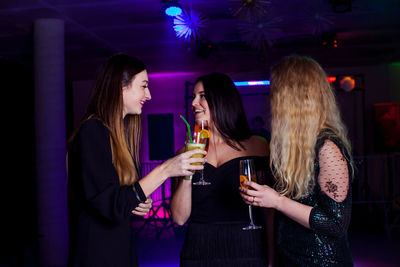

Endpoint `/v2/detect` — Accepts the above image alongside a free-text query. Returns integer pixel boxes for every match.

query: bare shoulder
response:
[243,136,269,156]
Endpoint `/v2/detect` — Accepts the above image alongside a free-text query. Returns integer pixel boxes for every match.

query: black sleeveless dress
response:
[180,156,270,267]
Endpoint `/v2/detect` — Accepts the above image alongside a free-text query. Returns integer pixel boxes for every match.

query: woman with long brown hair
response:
[67,53,206,266]
[240,55,354,266]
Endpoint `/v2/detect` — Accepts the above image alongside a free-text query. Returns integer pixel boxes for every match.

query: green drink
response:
[185,142,206,165]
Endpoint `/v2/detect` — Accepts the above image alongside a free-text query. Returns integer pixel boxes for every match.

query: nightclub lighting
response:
[162,0,182,17]
[340,76,356,91]
[322,32,338,48]
[165,6,182,16]
[234,78,337,87]
[173,9,206,41]
[328,76,337,83]
[234,80,270,86]
[148,71,197,78]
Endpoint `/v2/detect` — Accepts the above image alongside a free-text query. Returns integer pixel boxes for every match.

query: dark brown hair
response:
[197,73,252,150]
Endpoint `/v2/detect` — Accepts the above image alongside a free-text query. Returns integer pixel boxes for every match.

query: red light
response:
[328,77,337,83]
[334,44,338,48]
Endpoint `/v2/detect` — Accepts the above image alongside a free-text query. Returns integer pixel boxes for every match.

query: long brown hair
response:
[69,53,146,185]
[270,55,353,199]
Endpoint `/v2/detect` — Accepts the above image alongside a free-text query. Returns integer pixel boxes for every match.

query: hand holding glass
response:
[186,119,210,185]
[240,159,262,230]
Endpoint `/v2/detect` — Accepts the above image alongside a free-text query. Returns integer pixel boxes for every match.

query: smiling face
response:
[122,70,151,117]
[192,81,211,123]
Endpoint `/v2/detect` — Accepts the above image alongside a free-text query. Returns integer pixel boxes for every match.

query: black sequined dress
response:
[275,131,354,266]
[180,156,270,267]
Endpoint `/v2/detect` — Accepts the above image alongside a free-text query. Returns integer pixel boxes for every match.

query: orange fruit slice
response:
[199,129,210,139]
[240,175,249,189]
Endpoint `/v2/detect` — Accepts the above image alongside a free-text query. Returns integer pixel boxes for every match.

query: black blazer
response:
[67,119,143,267]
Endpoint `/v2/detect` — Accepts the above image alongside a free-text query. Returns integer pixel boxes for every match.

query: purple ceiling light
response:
[173,9,206,41]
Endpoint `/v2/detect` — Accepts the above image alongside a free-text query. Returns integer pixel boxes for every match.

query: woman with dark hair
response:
[67,53,206,266]
[170,73,273,266]
[240,55,354,266]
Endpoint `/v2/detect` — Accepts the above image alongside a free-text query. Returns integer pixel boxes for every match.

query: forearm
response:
[138,148,206,197]
[170,179,192,225]
[275,195,312,229]
[138,163,169,197]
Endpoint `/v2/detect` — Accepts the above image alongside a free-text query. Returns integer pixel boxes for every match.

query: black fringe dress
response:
[180,156,270,267]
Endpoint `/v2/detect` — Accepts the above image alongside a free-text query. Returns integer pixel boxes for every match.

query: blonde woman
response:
[240,55,354,266]
[67,54,206,266]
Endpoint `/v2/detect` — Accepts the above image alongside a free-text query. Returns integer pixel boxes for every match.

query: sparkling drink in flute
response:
[240,159,262,230]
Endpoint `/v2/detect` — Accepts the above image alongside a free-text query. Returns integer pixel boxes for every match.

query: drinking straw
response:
[180,115,192,143]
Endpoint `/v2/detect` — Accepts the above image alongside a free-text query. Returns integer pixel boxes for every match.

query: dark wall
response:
[0,58,37,265]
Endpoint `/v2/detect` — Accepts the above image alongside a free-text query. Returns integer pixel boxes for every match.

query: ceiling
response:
[1,0,400,80]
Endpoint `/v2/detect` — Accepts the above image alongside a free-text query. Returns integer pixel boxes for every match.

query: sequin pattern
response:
[275,130,353,266]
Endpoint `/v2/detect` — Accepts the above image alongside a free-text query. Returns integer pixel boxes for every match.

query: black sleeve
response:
[309,136,353,237]
[77,119,142,222]
[309,192,352,237]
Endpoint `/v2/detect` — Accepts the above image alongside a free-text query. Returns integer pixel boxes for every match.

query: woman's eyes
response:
[192,94,205,99]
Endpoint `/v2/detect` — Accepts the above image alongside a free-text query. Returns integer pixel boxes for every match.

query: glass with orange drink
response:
[240,159,262,230]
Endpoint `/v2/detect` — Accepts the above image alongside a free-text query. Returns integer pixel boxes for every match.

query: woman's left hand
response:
[132,198,153,216]
[239,181,281,209]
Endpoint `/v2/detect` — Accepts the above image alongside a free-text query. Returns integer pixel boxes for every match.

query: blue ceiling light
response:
[165,6,182,16]
[234,80,270,86]
[162,0,182,17]
[173,9,206,41]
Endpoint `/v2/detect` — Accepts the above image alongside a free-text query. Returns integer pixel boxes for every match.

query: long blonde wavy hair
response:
[69,54,144,186]
[270,55,352,199]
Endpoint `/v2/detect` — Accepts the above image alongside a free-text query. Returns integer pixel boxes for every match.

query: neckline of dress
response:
[205,155,268,169]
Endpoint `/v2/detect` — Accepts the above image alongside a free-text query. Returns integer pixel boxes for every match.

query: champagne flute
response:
[191,119,210,185]
[240,159,262,230]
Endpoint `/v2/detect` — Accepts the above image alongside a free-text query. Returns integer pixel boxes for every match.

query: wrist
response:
[182,175,192,181]
[155,161,170,181]
[274,193,284,211]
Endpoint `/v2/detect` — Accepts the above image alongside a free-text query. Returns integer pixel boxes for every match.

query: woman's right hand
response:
[163,149,207,178]
[239,181,281,209]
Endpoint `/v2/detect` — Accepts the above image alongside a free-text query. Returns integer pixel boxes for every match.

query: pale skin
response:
[123,71,207,216]
[170,81,274,265]
[240,182,312,228]
[239,139,350,230]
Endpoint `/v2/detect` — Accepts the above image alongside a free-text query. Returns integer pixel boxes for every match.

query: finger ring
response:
[252,196,255,203]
